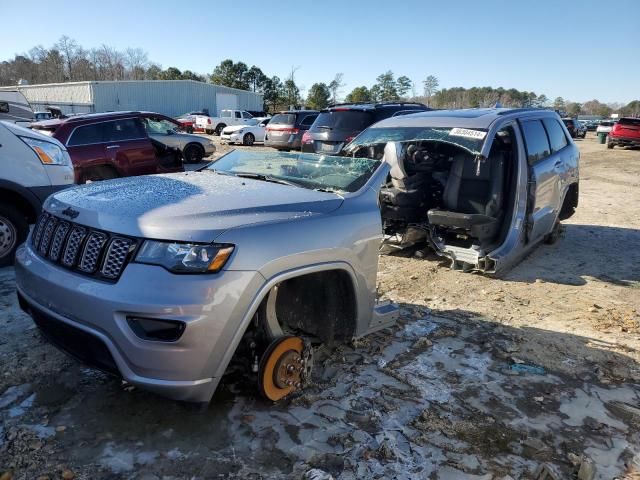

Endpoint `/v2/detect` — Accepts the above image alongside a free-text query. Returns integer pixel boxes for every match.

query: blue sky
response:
[2,0,639,104]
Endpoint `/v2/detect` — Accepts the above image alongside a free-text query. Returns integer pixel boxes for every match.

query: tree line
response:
[1,36,637,116]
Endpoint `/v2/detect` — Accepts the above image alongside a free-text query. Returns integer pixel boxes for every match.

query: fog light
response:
[127,317,186,342]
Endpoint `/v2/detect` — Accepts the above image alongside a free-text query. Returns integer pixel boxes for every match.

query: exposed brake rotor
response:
[258,336,313,402]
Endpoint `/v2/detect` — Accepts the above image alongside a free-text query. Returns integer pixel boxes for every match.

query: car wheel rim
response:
[0,215,17,258]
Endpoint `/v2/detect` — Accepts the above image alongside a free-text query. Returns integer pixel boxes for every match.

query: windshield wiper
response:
[314,187,340,194]
[232,172,300,188]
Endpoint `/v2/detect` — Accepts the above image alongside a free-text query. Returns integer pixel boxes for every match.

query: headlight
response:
[20,136,70,166]
[135,241,234,273]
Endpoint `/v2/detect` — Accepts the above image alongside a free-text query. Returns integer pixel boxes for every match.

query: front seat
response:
[379,143,430,222]
[427,152,505,242]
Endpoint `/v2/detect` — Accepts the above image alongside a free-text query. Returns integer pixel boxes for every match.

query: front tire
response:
[0,204,28,267]
[183,144,205,164]
[243,133,255,146]
[214,124,226,136]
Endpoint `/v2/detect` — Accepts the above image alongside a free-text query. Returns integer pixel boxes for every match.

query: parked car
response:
[196,109,259,135]
[30,112,184,183]
[345,108,579,272]
[581,120,598,132]
[34,111,53,121]
[607,117,640,149]
[264,110,319,151]
[0,90,34,123]
[561,118,586,138]
[141,114,216,163]
[596,121,615,135]
[220,117,270,146]
[175,112,204,133]
[301,102,429,155]
[15,108,578,405]
[0,120,74,266]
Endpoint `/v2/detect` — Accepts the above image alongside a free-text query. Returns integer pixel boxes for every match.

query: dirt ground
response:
[1,133,639,479]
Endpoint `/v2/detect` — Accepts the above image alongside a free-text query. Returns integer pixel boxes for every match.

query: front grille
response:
[31,212,137,282]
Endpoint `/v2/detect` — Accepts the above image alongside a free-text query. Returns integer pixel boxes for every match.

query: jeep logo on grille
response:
[61,207,80,219]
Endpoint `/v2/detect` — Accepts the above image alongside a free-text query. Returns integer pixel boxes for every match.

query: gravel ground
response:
[1,133,639,479]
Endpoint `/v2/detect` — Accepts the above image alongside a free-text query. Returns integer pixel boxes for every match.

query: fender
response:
[0,179,42,214]
[211,261,359,381]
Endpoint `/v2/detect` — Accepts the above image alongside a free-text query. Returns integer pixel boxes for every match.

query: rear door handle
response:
[106,145,120,149]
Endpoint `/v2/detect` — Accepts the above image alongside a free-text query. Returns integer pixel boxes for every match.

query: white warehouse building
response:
[0,80,264,117]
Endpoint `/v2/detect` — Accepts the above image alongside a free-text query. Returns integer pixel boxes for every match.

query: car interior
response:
[351,127,518,253]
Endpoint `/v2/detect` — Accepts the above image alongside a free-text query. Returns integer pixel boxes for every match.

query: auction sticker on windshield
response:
[449,128,487,140]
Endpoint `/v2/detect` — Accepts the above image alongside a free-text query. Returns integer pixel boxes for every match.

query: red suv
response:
[608,117,640,149]
[31,112,184,183]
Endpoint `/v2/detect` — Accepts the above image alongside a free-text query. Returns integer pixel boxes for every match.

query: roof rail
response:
[496,107,550,116]
[327,101,427,108]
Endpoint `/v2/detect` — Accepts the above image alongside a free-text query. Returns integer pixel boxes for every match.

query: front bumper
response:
[608,136,640,148]
[264,134,302,150]
[15,242,264,402]
[220,132,242,144]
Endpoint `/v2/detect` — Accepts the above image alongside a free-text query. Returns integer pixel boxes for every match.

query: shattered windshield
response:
[206,150,381,193]
[346,126,487,155]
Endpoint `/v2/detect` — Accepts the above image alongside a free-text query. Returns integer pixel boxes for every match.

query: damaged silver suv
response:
[15,108,578,405]
[346,108,579,271]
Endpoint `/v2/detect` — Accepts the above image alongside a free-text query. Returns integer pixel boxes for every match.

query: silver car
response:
[15,108,578,405]
[141,113,216,163]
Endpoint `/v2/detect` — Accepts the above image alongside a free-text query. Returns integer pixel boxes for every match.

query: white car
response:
[220,118,270,146]
[0,120,74,265]
[196,109,259,135]
[596,121,615,135]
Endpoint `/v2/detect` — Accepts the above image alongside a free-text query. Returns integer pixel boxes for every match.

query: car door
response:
[255,119,269,141]
[65,122,111,182]
[142,116,182,150]
[103,118,157,176]
[519,118,561,243]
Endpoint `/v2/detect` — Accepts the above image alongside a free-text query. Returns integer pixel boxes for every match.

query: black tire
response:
[80,166,119,183]
[205,129,214,135]
[276,148,291,152]
[243,133,255,146]
[214,124,226,136]
[183,144,205,164]
[607,142,614,149]
[0,204,28,267]
[186,126,194,134]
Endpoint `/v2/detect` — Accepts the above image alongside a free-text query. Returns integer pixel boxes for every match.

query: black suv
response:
[301,102,429,154]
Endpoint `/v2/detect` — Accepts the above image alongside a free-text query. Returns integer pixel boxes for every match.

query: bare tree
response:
[328,73,345,104]
[124,48,149,80]
[422,75,439,106]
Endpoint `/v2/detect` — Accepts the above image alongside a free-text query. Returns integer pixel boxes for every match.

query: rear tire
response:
[0,204,28,267]
[243,133,255,146]
[214,124,226,136]
[205,129,214,135]
[607,142,614,149]
[186,126,194,134]
[183,144,205,164]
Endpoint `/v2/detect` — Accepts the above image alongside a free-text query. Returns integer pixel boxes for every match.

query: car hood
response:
[44,172,343,243]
